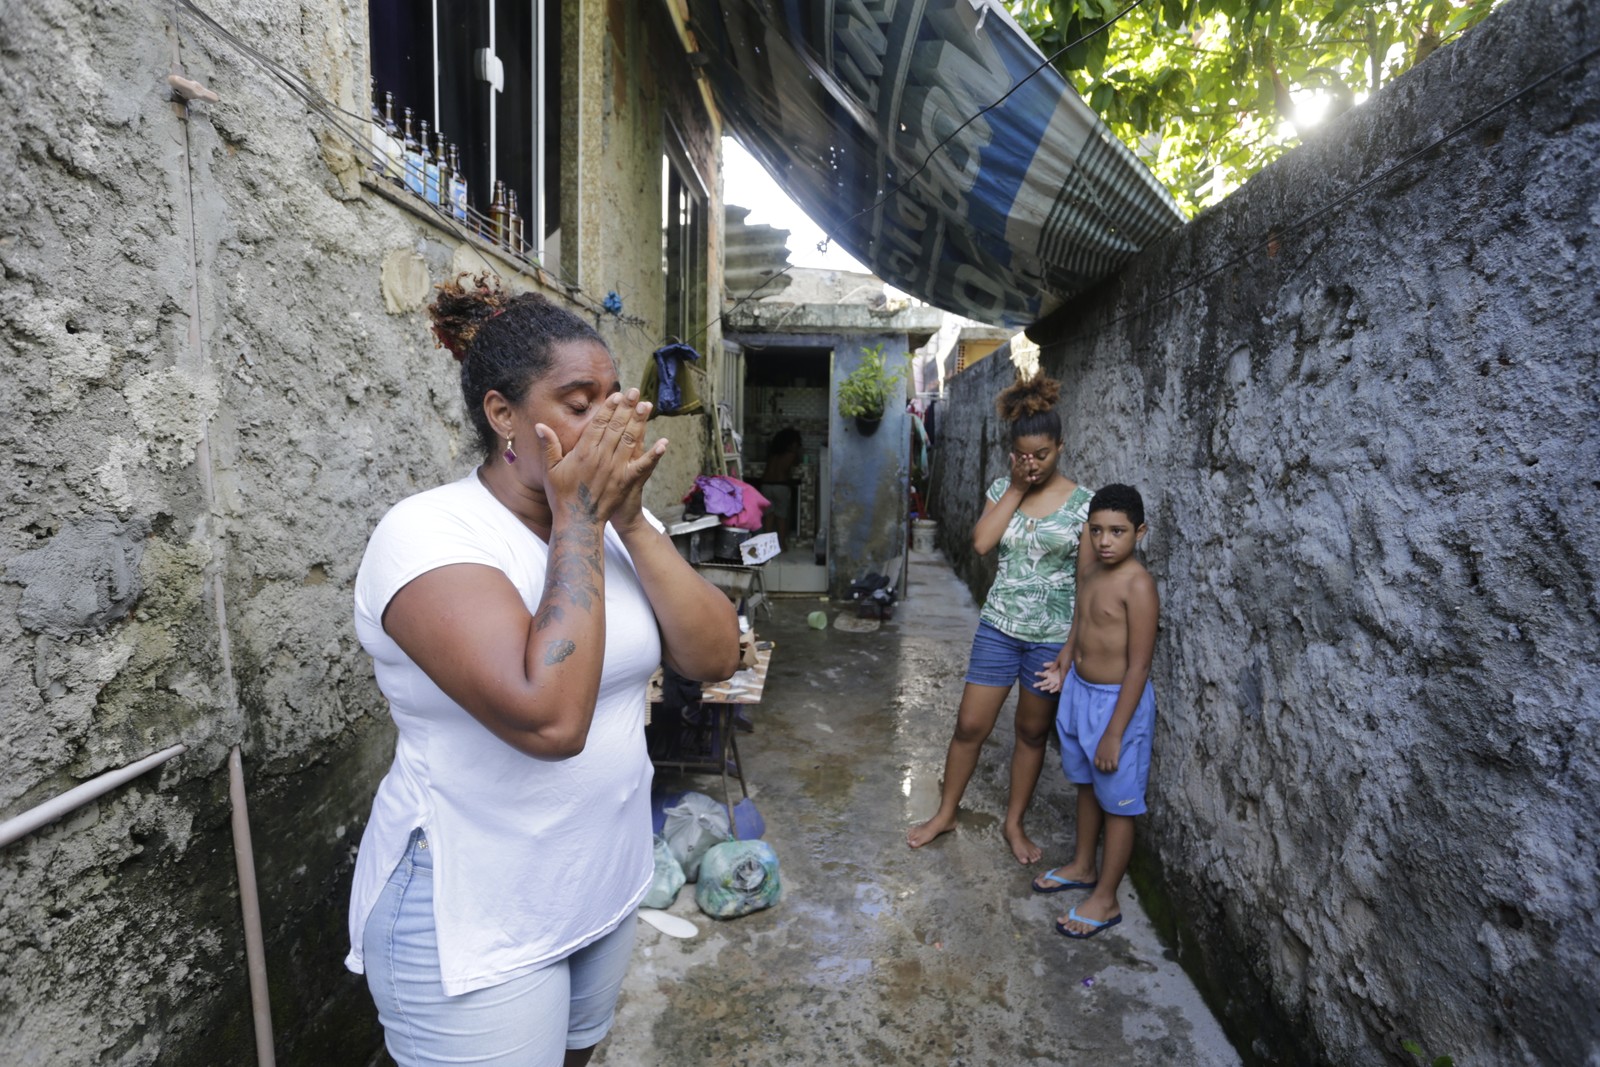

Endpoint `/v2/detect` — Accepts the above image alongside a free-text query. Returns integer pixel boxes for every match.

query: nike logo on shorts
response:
[1117,799,1135,806]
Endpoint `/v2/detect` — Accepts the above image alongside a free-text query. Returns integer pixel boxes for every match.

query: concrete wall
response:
[0,1,719,1063]
[828,334,911,597]
[929,346,1016,593]
[932,2,1599,1064]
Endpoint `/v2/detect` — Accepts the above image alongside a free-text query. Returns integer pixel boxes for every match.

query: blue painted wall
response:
[827,334,910,598]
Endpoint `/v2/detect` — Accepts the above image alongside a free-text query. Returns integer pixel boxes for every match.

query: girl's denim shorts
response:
[964,620,1063,698]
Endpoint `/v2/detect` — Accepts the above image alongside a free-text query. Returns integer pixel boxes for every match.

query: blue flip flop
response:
[1055,906,1122,939]
[1032,868,1098,894]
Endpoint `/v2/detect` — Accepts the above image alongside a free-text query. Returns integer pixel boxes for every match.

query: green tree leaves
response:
[1010,0,1504,214]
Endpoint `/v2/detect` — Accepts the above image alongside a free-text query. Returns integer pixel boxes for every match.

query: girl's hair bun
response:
[995,372,1061,421]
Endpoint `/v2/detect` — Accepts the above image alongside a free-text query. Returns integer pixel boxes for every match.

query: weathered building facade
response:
[0,1,723,1063]
[933,1,1599,1063]
[726,279,942,598]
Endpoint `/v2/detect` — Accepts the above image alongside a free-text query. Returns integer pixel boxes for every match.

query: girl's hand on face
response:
[1009,451,1038,494]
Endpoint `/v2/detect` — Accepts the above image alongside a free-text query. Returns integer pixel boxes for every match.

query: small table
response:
[646,645,773,824]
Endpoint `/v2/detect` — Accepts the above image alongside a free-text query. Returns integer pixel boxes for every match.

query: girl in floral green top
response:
[908,374,1092,865]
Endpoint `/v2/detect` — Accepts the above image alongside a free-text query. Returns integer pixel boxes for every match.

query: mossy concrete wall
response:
[932,2,1599,1064]
[0,0,719,1063]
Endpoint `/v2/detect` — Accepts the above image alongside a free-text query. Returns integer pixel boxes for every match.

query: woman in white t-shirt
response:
[347,274,739,1067]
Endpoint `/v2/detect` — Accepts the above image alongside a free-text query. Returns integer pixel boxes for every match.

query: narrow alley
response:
[595,550,1240,1066]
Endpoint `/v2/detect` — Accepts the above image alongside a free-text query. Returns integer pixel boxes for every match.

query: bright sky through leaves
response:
[1009,0,1506,215]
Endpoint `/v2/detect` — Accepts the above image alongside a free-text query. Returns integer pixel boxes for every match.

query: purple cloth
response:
[691,475,744,517]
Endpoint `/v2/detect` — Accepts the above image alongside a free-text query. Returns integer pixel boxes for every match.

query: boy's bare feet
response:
[1056,895,1121,936]
[1031,863,1097,892]
[907,813,956,848]
[1003,823,1043,865]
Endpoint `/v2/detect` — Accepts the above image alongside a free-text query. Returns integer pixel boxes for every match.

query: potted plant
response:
[836,342,902,435]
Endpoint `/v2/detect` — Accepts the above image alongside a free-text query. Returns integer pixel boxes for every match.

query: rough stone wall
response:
[930,344,1020,593]
[932,2,1599,1064]
[0,1,716,1064]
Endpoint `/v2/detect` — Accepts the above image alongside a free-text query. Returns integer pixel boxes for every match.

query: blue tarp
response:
[688,0,1186,327]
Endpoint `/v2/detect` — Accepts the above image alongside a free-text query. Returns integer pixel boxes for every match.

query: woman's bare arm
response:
[382,393,660,759]
[613,524,740,681]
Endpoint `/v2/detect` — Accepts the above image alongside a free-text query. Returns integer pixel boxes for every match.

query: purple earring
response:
[503,434,517,464]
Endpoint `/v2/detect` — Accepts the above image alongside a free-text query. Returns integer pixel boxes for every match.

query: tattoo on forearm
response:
[536,516,604,639]
[546,553,597,611]
[558,507,605,573]
[575,484,598,521]
[544,639,577,665]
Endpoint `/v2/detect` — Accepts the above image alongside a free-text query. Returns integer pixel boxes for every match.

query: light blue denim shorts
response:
[964,620,1063,698]
[362,829,638,1066]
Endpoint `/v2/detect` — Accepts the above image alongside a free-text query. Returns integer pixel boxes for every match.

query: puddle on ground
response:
[897,759,943,816]
[812,955,873,983]
[854,882,890,918]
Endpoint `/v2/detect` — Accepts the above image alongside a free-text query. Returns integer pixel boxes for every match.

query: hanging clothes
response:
[642,342,704,415]
[908,404,929,475]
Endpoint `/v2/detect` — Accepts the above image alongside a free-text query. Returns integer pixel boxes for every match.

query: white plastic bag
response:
[661,792,731,882]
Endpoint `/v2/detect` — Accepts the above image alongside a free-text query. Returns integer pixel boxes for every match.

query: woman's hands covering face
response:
[534,388,666,530]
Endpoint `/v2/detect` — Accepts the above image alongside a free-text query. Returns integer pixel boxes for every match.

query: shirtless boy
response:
[1032,484,1158,939]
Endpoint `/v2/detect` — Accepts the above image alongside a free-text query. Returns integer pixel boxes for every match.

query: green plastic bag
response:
[643,833,686,909]
[694,840,781,919]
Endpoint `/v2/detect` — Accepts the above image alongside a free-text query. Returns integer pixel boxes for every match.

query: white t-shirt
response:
[344,470,660,996]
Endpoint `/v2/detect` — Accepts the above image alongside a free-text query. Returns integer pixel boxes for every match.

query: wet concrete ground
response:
[595,550,1241,1067]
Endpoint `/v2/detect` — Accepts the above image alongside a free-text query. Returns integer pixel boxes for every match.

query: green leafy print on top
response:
[979,478,1093,643]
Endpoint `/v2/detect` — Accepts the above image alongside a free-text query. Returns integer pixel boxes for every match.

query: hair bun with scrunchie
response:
[429,273,513,362]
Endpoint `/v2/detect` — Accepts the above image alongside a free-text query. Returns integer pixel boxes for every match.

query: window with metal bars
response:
[368,0,561,253]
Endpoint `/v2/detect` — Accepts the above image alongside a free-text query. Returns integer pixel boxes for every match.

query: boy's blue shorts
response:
[1057,666,1156,815]
[963,620,1062,698]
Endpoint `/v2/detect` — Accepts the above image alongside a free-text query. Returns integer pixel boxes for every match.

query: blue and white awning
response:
[689,0,1186,328]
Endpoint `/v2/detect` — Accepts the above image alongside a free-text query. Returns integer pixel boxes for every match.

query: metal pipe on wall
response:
[229,745,277,1067]
[0,743,188,850]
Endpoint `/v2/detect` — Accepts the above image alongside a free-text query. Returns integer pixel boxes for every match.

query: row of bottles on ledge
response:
[487,181,528,259]
[368,88,469,218]
[367,83,532,259]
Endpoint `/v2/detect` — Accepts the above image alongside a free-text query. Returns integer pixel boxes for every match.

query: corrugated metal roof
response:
[686,0,1185,328]
[724,204,794,302]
